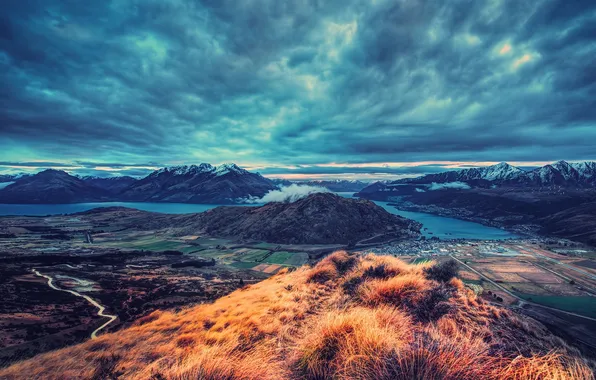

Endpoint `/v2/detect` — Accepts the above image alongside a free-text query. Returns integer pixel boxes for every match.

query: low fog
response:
[243,184,330,204]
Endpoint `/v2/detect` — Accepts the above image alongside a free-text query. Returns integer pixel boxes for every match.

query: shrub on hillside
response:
[341,275,364,295]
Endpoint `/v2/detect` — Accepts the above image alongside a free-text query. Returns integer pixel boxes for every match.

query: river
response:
[0,195,518,240]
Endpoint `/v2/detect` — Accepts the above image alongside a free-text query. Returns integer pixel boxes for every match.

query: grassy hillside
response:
[1,252,593,379]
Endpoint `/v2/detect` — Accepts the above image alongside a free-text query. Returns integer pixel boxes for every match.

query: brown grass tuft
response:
[134,310,163,326]
[295,307,411,379]
[359,274,430,307]
[306,262,338,283]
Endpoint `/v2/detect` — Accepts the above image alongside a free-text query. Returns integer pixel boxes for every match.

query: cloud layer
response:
[243,184,330,204]
[428,182,471,191]
[1,0,595,178]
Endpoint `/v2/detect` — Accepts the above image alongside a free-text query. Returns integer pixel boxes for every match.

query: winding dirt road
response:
[32,269,117,339]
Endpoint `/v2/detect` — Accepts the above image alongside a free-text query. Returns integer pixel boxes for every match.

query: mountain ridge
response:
[388,160,596,188]
[0,164,276,204]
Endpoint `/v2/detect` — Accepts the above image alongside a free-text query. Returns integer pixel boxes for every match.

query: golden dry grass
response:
[0,251,593,379]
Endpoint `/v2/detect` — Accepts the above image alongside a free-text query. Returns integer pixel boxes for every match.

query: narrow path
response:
[32,269,117,339]
[450,255,596,322]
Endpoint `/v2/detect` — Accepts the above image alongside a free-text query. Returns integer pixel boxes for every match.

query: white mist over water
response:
[242,184,330,204]
[428,181,471,190]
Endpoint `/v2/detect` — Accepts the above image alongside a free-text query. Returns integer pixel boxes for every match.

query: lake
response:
[335,192,519,240]
[0,195,518,241]
[0,202,261,216]
[373,201,518,240]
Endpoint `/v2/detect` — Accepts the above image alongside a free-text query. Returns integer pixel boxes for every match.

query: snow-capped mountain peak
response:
[480,162,525,181]
[152,163,216,177]
[214,163,247,176]
[571,161,596,178]
[551,160,578,181]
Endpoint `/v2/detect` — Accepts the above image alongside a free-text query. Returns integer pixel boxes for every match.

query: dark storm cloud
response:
[0,161,74,168]
[1,0,595,176]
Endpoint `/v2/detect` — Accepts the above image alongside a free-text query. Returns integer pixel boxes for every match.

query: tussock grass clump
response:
[363,263,393,279]
[326,250,357,274]
[307,251,357,283]
[424,259,459,282]
[413,284,455,323]
[359,274,430,307]
[0,252,593,380]
[296,307,411,379]
[306,262,338,284]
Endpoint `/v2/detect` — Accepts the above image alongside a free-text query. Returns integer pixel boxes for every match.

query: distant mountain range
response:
[0,164,378,204]
[0,173,32,183]
[389,161,596,188]
[356,161,596,245]
[0,164,277,204]
[78,175,137,193]
[117,163,277,203]
[0,170,113,203]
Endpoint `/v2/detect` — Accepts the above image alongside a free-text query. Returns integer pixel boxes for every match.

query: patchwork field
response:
[455,243,596,319]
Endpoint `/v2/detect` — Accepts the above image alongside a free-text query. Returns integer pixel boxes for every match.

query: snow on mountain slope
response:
[151,164,216,177]
[572,161,596,178]
[479,162,525,181]
[119,163,275,203]
[0,181,15,189]
[361,161,596,194]
[214,163,248,177]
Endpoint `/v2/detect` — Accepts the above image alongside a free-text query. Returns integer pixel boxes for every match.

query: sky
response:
[1,0,595,180]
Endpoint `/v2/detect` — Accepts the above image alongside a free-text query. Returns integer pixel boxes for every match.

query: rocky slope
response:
[0,252,592,379]
[540,201,596,246]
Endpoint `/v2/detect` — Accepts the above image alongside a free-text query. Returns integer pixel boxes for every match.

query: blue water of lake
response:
[0,202,260,216]
[335,192,518,240]
[0,194,518,240]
